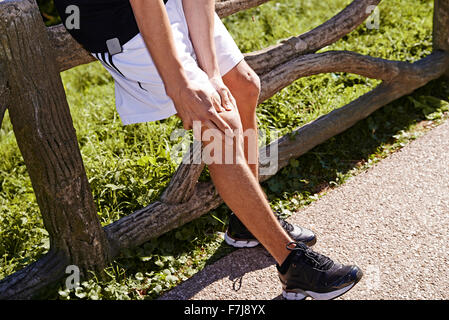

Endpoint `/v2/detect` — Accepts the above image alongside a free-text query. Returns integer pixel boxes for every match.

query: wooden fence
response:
[0,0,448,299]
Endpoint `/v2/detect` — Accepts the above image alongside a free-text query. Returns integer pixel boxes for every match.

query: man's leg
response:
[220,60,317,249]
[199,108,292,265]
[222,60,261,180]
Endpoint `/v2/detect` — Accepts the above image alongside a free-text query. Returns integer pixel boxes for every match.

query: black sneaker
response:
[277,242,363,300]
[224,213,317,248]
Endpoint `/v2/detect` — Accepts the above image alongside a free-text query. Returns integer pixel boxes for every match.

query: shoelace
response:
[287,242,334,270]
[275,211,295,232]
[277,218,295,233]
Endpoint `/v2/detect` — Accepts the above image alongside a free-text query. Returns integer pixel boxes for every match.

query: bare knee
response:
[199,109,246,165]
[240,69,261,101]
[225,62,261,104]
[201,108,243,146]
[237,69,261,103]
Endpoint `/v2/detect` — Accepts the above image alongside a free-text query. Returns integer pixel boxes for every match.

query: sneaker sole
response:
[224,232,316,248]
[282,272,363,300]
[224,232,260,248]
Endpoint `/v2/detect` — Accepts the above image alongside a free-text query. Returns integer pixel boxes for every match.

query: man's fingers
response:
[209,111,234,138]
[177,112,192,130]
[183,122,192,130]
[219,89,233,111]
[228,91,237,110]
[201,119,222,139]
[183,116,192,130]
[211,92,225,113]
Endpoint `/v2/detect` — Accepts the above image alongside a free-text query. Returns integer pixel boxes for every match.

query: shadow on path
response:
[160,245,281,300]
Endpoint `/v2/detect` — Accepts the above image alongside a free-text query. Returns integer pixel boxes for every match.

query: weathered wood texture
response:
[0,0,110,299]
[434,0,449,76]
[0,250,69,299]
[106,182,223,257]
[215,0,272,17]
[0,70,8,129]
[46,23,96,72]
[160,141,205,204]
[0,103,6,129]
[258,50,446,102]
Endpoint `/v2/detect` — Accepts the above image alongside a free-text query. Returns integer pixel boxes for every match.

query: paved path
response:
[161,119,449,300]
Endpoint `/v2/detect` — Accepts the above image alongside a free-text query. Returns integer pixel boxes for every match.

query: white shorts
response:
[91,0,245,125]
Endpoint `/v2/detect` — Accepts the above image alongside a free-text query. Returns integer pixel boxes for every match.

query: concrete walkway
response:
[161,119,449,300]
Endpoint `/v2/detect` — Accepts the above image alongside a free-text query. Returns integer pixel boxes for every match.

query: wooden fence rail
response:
[0,0,448,299]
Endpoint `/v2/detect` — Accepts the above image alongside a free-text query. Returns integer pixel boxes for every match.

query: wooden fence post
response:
[0,0,110,298]
[434,0,449,76]
[0,62,8,128]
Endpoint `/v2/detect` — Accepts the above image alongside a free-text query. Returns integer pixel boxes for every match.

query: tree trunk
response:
[434,0,449,77]
[0,0,110,298]
[215,0,271,17]
[160,141,205,204]
[0,71,8,129]
[0,103,5,129]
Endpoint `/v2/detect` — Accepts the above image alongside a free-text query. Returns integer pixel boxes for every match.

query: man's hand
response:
[208,76,237,112]
[170,81,233,138]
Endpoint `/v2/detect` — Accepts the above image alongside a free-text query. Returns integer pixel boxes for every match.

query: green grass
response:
[1,0,449,299]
